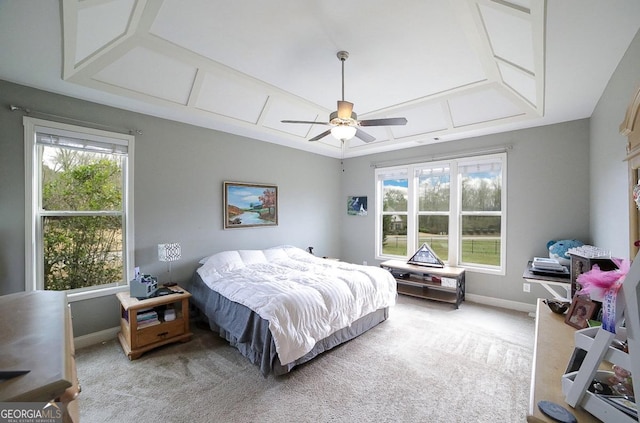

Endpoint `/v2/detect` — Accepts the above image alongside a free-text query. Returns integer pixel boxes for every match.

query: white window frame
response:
[376,165,410,253]
[24,117,135,301]
[375,153,506,275]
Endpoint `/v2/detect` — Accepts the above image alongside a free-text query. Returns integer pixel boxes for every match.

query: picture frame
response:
[223,181,278,229]
[564,296,597,329]
[347,196,367,216]
[407,243,445,268]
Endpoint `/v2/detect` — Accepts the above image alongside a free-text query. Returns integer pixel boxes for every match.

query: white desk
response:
[523,262,572,301]
[527,299,599,422]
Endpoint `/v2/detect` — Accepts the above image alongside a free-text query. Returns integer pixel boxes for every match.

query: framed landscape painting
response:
[223,181,278,229]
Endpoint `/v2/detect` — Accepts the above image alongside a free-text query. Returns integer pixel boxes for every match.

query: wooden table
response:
[527,299,599,422]
[0,291,79,421]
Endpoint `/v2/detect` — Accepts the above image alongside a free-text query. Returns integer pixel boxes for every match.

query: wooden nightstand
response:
[116,286,193,360]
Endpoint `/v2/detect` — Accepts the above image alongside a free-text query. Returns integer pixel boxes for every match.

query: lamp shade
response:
[331,125,357,141]
[158,243,181,262]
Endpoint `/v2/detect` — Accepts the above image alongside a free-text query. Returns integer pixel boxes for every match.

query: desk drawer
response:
[136,319,184,348]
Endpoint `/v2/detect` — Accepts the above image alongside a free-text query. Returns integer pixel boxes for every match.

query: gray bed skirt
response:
[187,271,389,377]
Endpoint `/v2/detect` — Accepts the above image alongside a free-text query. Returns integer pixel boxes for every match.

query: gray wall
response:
[590,27,640,258]
[340,120,591,306]
[0,80,342,336]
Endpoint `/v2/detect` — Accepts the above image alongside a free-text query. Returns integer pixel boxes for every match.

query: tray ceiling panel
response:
[60,0,546,156]
[94,47,197,105]
[75,0,133,63]
[390,103,451,138]
[449,87,524,127]
[196,73,270,124]
[479,3,535,72]
[148,0,489,112]
[498,63,536,105]
[0,1,635,158]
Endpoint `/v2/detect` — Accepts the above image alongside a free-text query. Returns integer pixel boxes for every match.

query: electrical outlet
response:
[523,283,531,293]
[363,261,367,266]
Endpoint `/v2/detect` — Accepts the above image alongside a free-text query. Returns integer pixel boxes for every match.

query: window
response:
[24,117,134,300]
[379,167,409,256]
[375,153,506,274]
[416,164,451,262]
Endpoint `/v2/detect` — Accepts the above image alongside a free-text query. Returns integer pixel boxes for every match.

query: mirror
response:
[621,85,640,257]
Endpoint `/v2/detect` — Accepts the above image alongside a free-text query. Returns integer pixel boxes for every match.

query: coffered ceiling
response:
[1,0,639,158]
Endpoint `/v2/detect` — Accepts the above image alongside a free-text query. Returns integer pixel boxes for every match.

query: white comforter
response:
[197,246,397,365]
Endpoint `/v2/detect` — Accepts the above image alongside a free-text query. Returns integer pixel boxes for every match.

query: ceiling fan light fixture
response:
[331,125,357,141]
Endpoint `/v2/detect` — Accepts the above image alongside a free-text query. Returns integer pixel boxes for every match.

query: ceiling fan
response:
[281,51,408,143]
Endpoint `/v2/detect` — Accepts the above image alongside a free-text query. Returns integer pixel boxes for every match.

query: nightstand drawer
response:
[136,319,184,347]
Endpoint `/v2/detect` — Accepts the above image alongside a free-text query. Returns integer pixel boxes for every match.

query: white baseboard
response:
[74,326,119,349]
[73,296,536,348]
[465,293,536,314]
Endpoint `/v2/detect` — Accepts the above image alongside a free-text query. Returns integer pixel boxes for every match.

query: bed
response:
[186,245,397,376]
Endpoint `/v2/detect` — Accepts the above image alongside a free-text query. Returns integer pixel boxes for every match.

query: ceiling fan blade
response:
[281,120,330,125]
[355,128,376,143]
[359,117,408,127]
[309,129,332,142]
[337,101,354,119]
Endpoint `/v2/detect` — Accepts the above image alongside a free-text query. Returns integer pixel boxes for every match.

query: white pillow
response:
[264,247,289,261]
[200,250,244,273]
[238,249,267,265]
[283,245,311,259]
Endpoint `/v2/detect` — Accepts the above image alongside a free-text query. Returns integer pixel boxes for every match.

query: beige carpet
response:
[75,296,535,422]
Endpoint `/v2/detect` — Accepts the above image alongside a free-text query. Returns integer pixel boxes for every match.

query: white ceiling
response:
[1,0,639,158]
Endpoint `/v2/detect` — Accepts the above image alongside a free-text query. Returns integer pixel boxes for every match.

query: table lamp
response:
[158,242,181,283]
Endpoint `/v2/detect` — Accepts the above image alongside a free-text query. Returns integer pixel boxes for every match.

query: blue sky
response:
[227,186,275,208]
[383,179,408,188]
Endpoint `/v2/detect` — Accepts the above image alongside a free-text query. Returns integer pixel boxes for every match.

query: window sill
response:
[66,285,129,302]
[462,265,505,276]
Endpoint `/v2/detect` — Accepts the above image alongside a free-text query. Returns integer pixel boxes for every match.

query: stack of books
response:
[531,257,569,276]
[137,308,160,329]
